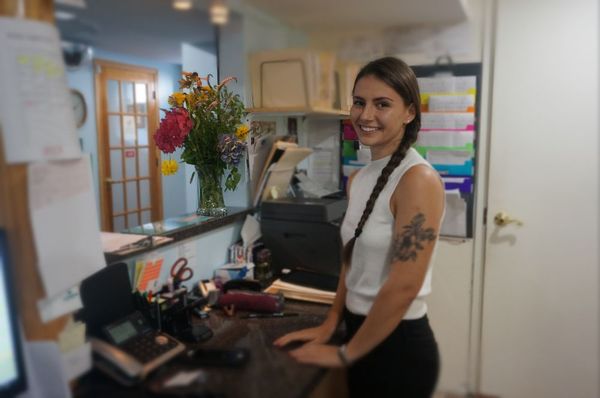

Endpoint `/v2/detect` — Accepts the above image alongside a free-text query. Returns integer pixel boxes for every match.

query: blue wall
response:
[66,49,186,221]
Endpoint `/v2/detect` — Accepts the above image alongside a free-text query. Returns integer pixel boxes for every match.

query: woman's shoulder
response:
[391,164,445,209]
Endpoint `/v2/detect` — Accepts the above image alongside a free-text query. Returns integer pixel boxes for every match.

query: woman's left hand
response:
[288,344,345,368]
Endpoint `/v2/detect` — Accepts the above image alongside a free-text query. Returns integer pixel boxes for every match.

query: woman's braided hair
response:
[342,57,422,267]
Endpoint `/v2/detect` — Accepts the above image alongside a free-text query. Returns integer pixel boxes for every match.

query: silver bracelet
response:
[337,344,351,367]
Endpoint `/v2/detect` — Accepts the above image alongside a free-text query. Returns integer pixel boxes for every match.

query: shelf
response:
[247,107,349,118]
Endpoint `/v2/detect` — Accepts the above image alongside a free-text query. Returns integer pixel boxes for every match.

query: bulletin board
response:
[411,62,482,238]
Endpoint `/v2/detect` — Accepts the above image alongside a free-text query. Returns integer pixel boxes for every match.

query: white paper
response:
[61,342,91,382]
[163,369,206,388]
[307,149,335,186]
[100,232,149,252]
[100,232,172,254]
[0,17,81,163]
[426,150,472,166]
[28,156,105,298]
[421,113,475,131]
[428,94,475,112]
[416,130,474,148]
[262,147,312,201]
[37,286,82,323]
[17,341,72,398]
[240,214,261,247]
[296,173,339,198]
[441,190,467,237]
[417,76,476,94]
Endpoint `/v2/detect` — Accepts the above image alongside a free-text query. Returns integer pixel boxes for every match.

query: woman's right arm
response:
[273,170,358,347]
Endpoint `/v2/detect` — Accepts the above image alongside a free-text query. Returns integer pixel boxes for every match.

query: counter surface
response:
[74,300,334,398]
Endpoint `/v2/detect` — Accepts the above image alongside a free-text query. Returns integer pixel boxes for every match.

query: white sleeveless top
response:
[340,148,442,319]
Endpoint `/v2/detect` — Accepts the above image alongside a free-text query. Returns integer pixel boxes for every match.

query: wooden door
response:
[95,60,163,231]
[479,0,599,396]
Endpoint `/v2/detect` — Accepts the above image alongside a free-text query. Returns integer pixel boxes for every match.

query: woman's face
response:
[350,75,415,160]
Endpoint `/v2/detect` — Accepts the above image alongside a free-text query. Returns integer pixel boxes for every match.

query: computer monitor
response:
[0,230,27,397]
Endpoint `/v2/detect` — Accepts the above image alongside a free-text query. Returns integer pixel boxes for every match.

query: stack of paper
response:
[100,232,172,255]
[253,139,313,206]
[265,279,335,305]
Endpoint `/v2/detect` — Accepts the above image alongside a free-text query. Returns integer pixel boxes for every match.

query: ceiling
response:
[55,0,216,64]
[55,0,469,64]
[240,0,469,32]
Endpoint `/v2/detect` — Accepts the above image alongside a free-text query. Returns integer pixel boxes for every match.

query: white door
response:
[480,0,598,397]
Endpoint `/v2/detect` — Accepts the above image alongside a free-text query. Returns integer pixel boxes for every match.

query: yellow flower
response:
[186,92,200,109]
[161,159,179,176]
[235,125,250,141]
[168,92,186,107]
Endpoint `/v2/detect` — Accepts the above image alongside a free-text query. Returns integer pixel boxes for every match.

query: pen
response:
[242,312,299,319]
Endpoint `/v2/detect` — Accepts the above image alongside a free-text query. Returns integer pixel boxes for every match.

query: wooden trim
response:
[148,78,163,221]
[0,0,69,341]
[94,60,162,229]
[95,61,111,230]
[95,59,158,76]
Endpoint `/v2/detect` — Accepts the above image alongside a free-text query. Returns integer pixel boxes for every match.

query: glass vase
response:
[195,165,227,217]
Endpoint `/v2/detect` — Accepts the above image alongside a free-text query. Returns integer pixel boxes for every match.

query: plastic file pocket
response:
[412,62,483,238]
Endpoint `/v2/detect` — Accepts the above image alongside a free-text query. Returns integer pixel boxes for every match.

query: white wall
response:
[217,7,309,208]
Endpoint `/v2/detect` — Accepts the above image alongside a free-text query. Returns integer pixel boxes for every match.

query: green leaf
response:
[224,167,241,191]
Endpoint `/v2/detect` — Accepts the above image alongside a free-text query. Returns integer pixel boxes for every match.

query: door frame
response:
[467,0,496,392]
[94,59,163,231]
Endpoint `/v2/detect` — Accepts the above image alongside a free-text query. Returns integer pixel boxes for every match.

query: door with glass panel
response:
[95,60,162,232]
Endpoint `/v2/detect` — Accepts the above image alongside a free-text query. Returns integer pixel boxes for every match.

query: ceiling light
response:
[209,1,229,25]
[173,0,193,11]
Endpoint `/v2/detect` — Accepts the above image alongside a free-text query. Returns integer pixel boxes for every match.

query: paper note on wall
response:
[416,130,474,149]
[0,17,81,163]
[28,155,105,298]
[441,190,467,237]
[417,76,476,94]
[137,259,164,292]
[421,113,475,131]
[428,95,475,112]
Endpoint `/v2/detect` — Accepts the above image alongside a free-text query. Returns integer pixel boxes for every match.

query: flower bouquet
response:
[154,72,249,216]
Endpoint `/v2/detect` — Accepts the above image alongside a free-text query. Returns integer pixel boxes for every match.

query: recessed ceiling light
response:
[173,0,193,11]
[209,1,229,25]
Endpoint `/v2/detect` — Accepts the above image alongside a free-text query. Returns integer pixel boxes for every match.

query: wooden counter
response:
[73,300,347,398]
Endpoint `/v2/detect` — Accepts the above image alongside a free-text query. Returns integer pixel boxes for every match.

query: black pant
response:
[343,308,440,398]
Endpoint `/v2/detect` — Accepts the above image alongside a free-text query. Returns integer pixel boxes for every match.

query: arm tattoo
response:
[392,213,437,262]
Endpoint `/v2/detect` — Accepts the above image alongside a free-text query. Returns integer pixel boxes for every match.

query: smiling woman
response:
[275,57,445,398]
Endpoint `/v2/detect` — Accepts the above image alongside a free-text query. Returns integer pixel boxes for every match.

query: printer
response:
[260,197,347,291]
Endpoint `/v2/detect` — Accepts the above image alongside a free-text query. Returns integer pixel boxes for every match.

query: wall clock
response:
[70,89,87,128]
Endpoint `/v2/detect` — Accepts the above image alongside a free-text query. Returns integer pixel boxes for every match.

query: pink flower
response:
[153,108,193,153]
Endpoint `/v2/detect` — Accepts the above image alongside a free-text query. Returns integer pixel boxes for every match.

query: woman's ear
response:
[404,103,416,125]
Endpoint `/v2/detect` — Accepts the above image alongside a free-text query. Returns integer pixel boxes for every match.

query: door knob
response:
[105,178,115,184]
[494,211,523,226]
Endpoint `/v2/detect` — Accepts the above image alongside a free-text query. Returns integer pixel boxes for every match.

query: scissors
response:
[170,257,193,283]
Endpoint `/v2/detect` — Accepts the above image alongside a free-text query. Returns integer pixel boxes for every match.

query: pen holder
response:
[217,290,284,313]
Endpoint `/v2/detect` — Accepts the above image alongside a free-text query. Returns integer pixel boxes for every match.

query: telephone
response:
[90,311,185,386]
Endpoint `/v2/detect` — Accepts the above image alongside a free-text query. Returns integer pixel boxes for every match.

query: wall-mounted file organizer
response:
[412,62,483,238]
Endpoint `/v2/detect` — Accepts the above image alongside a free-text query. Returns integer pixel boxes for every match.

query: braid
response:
[342,137,413,267]
[342,56,421,269]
